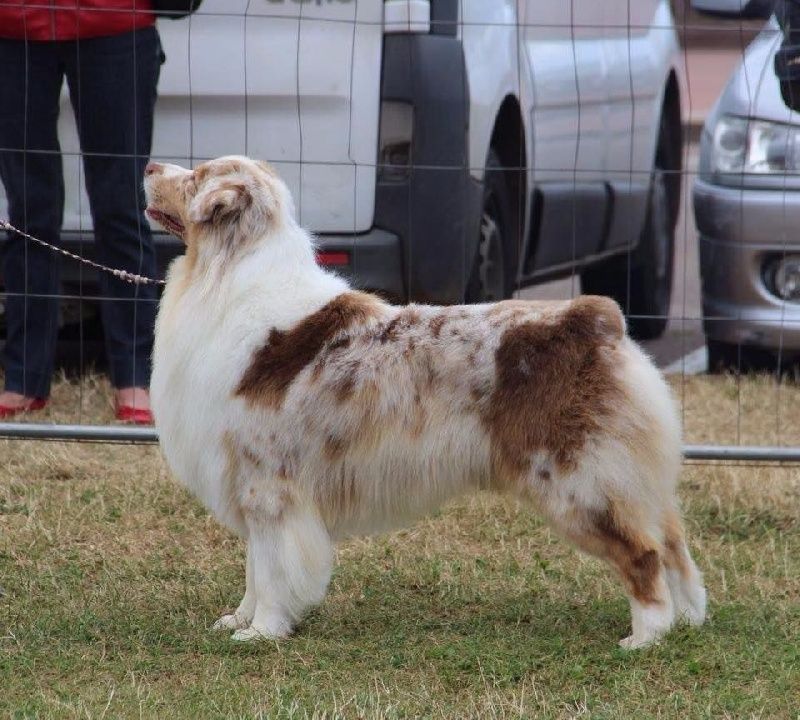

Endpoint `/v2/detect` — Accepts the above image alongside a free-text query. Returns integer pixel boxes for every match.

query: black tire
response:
[465,149,519,303]
[581,109,678,340]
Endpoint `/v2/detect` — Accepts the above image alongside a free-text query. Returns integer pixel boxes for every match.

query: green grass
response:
[1,374,799,719]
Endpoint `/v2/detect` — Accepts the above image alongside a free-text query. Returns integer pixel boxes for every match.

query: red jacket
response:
[0,1,155,41]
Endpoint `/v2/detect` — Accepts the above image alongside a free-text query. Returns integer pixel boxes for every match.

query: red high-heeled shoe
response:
[0,397,48,419]
[115,404,154,425]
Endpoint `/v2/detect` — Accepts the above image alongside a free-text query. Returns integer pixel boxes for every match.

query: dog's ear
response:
[188,180,251,225]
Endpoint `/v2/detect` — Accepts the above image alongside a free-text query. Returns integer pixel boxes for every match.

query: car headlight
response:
[711,115,800,176]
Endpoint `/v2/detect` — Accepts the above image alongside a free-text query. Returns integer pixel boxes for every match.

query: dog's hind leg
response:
[212,545,256,631]
[662,509,706,627]
[231,496,333,641]
[620,571,674,650]
[558,499,674,649]
[591,510,674,649]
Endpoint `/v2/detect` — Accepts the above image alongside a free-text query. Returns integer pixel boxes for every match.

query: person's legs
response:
[63,28,161,397]
[0,39,65,402]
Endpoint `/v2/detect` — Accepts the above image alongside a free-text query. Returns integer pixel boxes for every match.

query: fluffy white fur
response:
[145,155,706,648]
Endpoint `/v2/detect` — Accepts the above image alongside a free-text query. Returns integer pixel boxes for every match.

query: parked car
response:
[693,0,800,368]
[1,0,684,344]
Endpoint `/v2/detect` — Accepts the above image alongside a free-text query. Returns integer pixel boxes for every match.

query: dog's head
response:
[144,156,292,265]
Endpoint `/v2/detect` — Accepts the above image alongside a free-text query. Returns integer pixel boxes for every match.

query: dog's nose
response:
[144,162,161,177]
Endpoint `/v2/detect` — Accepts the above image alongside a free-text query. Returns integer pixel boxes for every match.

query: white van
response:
[2,0,685,340]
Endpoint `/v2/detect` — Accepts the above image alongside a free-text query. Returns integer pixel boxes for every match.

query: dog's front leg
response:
[231,499,333,642]
[212,545,256,631]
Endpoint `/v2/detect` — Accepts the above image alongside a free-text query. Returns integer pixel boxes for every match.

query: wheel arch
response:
[486,94,527,278]
[660,70,683,233]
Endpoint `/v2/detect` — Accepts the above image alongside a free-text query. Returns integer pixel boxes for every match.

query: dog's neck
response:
[170,219,353,330]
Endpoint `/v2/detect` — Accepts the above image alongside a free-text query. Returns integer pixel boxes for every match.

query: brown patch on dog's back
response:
[378,317,402,344]
[236,291,384,409]
[379,308,421,344]
[428,314,447,338]
[482,296,625,480]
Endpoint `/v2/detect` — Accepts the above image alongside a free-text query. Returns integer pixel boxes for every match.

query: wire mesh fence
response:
[0,1,799,461]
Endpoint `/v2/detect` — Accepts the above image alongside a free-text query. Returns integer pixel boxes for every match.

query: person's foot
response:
[115,387,153,425]
[0,391,49,419]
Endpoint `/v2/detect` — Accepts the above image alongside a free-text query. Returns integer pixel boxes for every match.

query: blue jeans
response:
[0,27,162,397]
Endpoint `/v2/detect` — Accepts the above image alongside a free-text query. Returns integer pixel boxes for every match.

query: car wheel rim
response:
[478,197,505,302]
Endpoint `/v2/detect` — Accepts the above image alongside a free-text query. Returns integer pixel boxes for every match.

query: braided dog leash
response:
[0,219,167,287]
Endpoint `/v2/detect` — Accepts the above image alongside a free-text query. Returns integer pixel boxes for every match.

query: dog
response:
[144,155,706,648]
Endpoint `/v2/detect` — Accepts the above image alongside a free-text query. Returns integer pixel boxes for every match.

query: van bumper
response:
[315,229,405,302]
[30,229,405,303]
[10,216,433,309]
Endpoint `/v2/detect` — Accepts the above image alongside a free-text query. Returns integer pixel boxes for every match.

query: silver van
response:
[1,1,685,346]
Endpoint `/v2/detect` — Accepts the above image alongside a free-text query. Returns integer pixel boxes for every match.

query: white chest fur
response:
[150,254,349,533]
[151,275,252,530]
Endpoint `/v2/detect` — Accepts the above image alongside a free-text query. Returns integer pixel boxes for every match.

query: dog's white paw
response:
[212,613,250,631]
[684,586,707,627]
[618,634,659,650]
[230,613,293,641]
[231,626,271,642]
[673,604,706,627]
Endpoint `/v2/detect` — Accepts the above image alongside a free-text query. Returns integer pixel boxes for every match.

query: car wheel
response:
[466,149,518,303]
[581,109,677,340]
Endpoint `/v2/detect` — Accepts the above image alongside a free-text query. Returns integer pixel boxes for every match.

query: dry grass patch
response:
[1,373,799,719]
[679,371,800,446]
